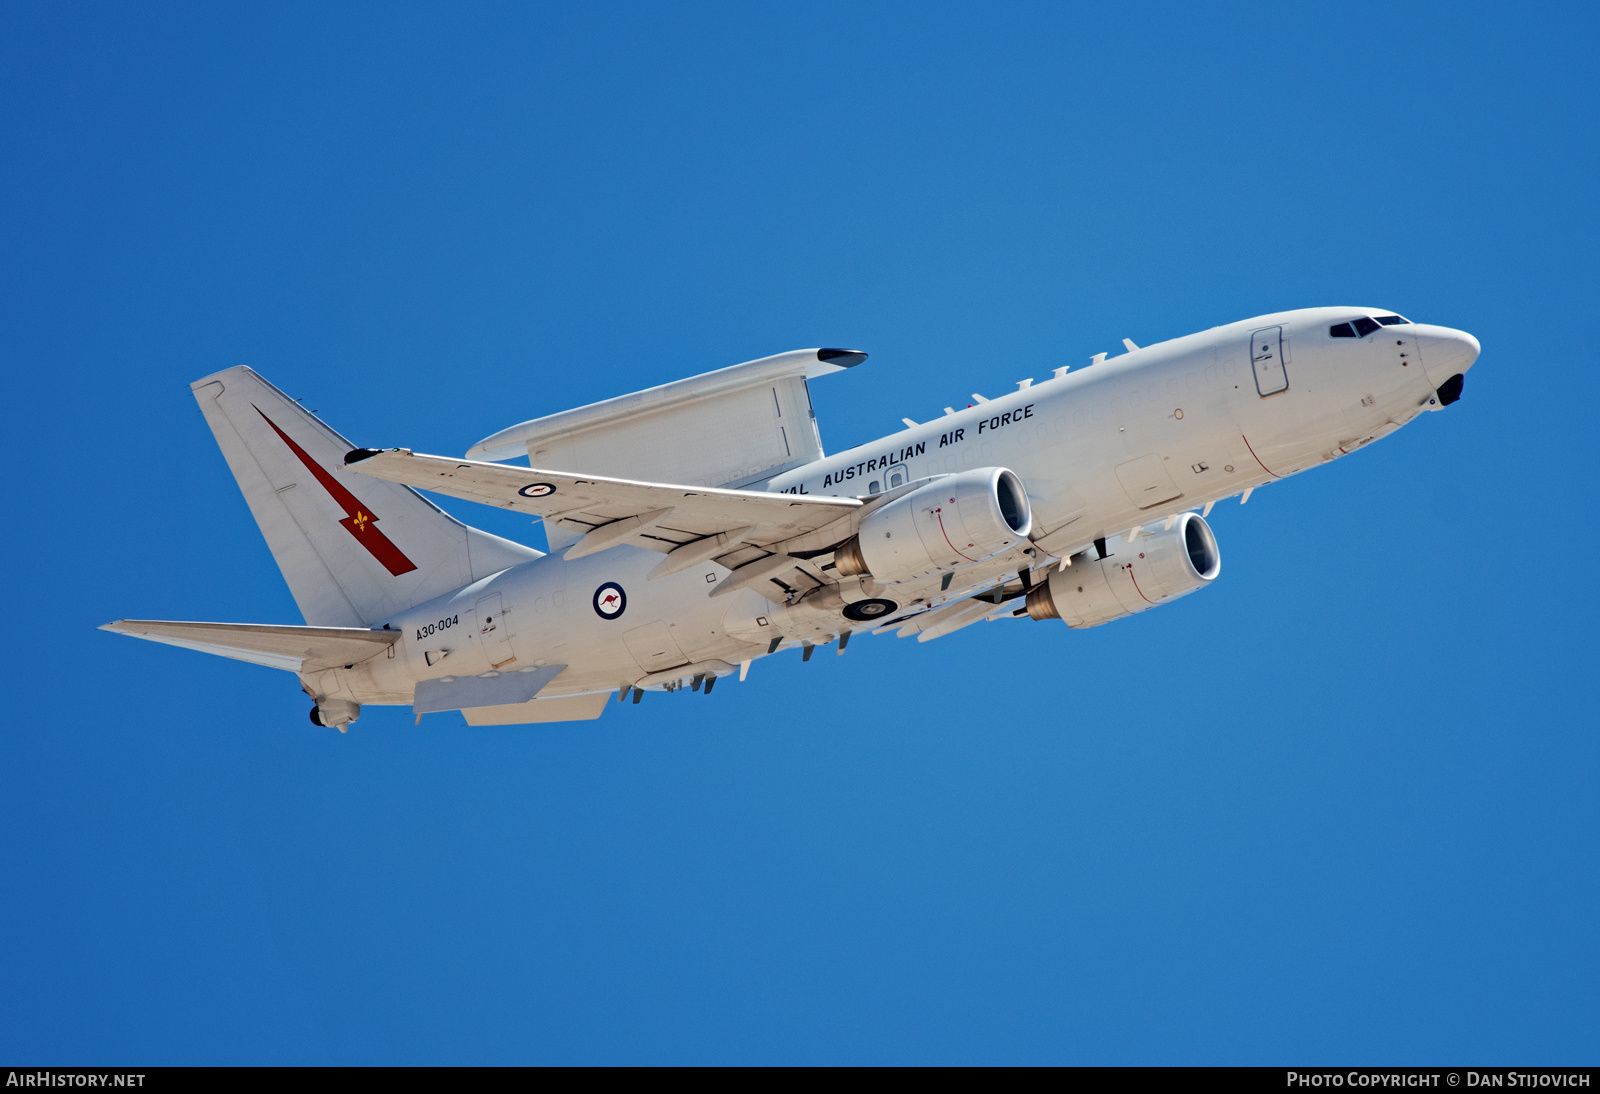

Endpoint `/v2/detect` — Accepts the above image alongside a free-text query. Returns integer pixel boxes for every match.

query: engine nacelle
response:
[834,467,1032,585]
[1025,512,1220,628]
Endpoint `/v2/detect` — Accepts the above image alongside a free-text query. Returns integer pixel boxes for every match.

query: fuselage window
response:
[1330,322,1356,337]
[869,480,881,494]
[1376,314,1410,325]
[1352,317,1380,337]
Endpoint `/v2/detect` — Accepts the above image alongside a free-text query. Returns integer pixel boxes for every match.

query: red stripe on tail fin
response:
[255,408,418,576]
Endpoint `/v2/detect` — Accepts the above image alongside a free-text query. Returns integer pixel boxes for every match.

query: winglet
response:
[812,348,867,374]
[344,447,408,465]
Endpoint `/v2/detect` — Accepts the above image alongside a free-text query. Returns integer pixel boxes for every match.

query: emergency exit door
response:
[1250,326,1289,396]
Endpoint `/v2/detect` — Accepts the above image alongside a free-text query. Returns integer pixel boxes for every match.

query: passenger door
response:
[1249,326,1289,396]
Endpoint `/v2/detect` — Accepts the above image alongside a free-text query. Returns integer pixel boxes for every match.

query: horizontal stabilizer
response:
[413,664,566,714]
[100,619,400,673]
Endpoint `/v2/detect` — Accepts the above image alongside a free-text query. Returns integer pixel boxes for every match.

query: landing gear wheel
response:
[843,598,898,623]
[309,704,325,727]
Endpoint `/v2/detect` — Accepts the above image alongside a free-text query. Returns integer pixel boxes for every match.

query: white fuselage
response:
[310,306,1479,708]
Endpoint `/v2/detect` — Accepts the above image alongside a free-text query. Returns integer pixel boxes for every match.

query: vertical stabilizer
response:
[191,366,540,627]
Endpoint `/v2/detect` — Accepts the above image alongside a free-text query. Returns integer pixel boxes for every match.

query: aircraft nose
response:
[1412,325,1480,390]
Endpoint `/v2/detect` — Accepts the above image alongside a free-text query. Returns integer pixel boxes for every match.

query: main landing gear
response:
[309,697,361,733]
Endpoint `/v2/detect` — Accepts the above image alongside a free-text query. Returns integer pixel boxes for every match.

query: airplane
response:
[103,307,1480,731]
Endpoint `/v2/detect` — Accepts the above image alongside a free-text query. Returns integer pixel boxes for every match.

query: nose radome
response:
[1412,325,1481,389]
[1446,329,1482,371]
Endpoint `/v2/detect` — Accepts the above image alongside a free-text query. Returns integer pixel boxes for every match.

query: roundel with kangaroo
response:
[592,581,627,620]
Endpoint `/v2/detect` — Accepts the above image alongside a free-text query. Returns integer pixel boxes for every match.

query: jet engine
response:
[833,467,1032,585]
[1025,512,1220,628]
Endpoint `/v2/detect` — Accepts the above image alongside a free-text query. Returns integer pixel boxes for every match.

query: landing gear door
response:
[1250,326,1288,396]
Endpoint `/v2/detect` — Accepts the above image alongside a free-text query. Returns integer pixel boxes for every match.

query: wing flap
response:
[413,664,566,713]
[461,691,609,725]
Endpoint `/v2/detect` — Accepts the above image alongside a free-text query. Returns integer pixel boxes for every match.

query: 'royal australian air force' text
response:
[778,403,1036,494]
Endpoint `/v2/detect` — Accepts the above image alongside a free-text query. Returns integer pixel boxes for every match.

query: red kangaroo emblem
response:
[593,582,626,618]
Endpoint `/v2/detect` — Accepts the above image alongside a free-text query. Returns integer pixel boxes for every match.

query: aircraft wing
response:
[100,620,401,673]
[343,448,864,587]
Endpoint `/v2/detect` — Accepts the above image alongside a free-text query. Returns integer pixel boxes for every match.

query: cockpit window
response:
[1330,322,1356,337]
[1375,314,1409,325]
[1351,317,1380,337]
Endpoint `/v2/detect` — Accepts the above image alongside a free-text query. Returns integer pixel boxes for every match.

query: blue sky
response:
[3,1,1596,1064]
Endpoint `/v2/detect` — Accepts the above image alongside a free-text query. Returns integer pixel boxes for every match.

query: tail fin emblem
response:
[255,408,418,576]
